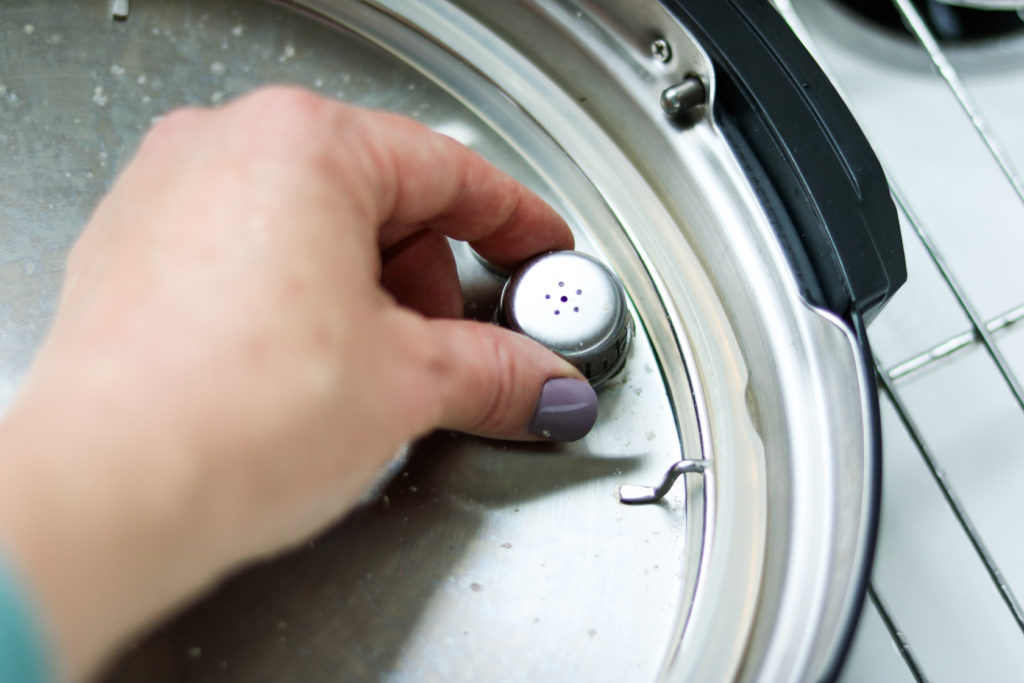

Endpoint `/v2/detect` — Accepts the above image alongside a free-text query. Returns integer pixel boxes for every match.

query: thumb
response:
[420,319,599,442]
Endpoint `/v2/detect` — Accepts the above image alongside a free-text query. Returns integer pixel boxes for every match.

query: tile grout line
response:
[886,302,1024,381]
[867,582,928,682]
[876,363,1024,635]
[888,185,1024,411]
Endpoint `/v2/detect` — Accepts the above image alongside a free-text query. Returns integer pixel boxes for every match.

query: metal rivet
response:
[660,76,707,118]
[650,38,672,63]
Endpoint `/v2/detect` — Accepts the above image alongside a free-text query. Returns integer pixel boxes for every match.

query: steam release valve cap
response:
[500,251,633,388]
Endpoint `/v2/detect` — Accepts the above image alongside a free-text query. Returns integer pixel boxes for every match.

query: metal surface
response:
[500,251,634,388]
[0,1,878,681]
[779,0,1024,679]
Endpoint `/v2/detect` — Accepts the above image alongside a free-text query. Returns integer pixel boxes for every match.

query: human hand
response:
[0,87,596,680]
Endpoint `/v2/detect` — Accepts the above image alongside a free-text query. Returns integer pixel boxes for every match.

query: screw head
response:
[650,38,672,63]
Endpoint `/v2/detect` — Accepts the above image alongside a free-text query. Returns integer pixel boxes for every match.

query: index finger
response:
[341,107,574,269]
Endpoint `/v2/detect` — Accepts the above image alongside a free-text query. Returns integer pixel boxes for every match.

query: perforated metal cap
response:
[500,251,634,388]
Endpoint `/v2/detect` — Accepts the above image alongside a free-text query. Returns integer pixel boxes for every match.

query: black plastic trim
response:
[661,0,906,322]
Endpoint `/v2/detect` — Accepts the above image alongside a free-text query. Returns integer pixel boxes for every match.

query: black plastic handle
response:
[661,0,906,322]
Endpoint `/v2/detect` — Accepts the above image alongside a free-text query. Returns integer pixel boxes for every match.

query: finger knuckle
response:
[140,106,204,153]
[236,86,357,170]
[242,85,325,125]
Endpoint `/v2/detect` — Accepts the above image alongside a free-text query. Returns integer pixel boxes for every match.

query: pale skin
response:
[0,87,585,681]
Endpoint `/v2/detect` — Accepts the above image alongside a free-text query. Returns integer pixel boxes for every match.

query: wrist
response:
[0,549,54,683]
[0,369,218,681]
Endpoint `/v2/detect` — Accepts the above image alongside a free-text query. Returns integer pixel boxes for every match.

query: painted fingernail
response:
[528,378,598,442]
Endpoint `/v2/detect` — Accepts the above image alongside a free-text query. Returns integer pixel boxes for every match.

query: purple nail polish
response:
[528,378,598,442]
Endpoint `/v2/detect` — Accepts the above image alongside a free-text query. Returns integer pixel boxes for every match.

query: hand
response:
[0,87,597,681]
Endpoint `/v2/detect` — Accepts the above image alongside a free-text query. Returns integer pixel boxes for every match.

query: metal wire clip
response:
[618,459,709,505]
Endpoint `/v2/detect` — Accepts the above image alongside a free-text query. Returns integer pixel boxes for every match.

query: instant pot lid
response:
[0,1,878,681]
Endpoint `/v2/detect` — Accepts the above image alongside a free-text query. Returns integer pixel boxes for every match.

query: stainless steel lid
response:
[0,1,877,681]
